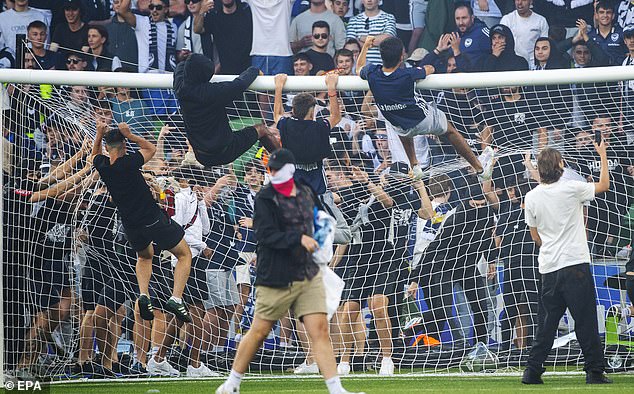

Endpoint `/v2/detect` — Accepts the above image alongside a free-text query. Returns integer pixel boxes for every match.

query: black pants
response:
[193,126,258,166]
[526,263,604,373]
[500,262,539,347]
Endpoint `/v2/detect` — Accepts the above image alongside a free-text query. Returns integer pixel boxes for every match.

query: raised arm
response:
[413,179,434,220]
[352,166,392,208]
[118,122,156,163]
[593,139,610,194]
[325,72,341,126]
[273,73,287,125]
[193,0,214,34]
[356,36,374,75]
[117,0,137,27]
[91,120,108,159]
[40,138,90,186]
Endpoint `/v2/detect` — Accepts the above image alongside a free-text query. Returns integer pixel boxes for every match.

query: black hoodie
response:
[173,53,259,154]
[478,24,529,72]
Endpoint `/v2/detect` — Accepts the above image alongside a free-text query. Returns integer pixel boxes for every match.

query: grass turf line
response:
[17,374,631,393]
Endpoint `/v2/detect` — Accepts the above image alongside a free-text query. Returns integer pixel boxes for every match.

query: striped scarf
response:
[149,17,175,72]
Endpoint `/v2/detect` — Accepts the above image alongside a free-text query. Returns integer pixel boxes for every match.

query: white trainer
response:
[477,146,495,181]
[187,362,222,377]
[215,382,240,394]
[378,357,394,376]
[337,361,351,376]
[147,356,180,377]
[293,361,319,374]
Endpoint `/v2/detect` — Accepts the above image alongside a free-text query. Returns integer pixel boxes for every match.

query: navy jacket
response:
[456,18,491,67]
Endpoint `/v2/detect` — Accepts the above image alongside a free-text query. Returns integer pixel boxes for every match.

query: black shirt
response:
[495,201,537,262]
[52,23,89,53]
[93,152,163,227]
[205,201,240,271]
[483,92,544,149]
[435,89,485,153]
[204,3,253,75]
[278,117,332,194]
[305,49,334,75]
[34,50,59,70]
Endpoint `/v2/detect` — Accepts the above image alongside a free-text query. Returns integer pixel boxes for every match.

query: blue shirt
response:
[588,26,627,66]
[360,63,427,129]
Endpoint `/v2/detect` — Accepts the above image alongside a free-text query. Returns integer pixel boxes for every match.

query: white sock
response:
[169,295,183,303]
[325,376,344,394]
[226,369,243,388]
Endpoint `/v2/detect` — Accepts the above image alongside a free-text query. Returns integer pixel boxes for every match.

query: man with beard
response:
[453,4,491,67]
[118,0,177,73]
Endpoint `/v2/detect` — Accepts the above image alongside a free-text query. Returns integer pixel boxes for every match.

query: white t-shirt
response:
[176,15,203,54]
[134,14,177,73]
[500,11,549,64]
[0,8,50,53]
[247,0,292,57]
[524,179,595,274]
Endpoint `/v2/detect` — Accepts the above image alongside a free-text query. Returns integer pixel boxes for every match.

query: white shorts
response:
[394,102,448,138]
[204,269,240,309]
[235,261,254,286]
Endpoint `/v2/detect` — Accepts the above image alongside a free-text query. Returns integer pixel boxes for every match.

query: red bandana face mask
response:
[270,163,296,197]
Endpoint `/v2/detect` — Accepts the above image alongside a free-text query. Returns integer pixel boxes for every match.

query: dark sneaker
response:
[586,372,612,384]
[138,294,155,321]
[127,362,148,377]
[165,298,192,323]
[521,368,544,384]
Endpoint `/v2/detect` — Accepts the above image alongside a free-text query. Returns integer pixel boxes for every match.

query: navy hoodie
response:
[456,18,491,67]
[173,53,259,154]
[478,24,529,72]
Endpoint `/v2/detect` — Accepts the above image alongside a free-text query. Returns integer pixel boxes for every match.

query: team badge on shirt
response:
[465,38,473,47]
[611,33,620,42]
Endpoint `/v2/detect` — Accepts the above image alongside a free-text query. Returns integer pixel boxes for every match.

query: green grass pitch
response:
[11,373,631,393]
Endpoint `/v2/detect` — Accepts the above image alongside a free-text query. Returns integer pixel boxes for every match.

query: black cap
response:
[267,148,295,170]
[63,0,81,9]
[624,25,634,38]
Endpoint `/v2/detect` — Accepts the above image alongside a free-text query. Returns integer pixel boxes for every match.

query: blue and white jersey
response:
[360,63,428,129]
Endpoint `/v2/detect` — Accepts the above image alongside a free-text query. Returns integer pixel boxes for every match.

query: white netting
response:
[2,59,634,382]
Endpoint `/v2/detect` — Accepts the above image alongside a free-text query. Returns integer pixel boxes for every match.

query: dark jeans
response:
[500,261,539,347]
[526,263,604,374]
[193,126,258,166]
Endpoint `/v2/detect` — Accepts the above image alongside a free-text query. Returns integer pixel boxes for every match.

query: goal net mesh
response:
[2,62,633,381]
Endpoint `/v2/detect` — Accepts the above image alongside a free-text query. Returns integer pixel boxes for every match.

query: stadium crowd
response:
[1,0,634,381]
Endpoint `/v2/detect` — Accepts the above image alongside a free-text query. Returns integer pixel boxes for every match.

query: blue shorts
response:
[252,55,292,75]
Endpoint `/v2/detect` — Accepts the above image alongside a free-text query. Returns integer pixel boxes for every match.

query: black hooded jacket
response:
[173,53,259,154]
[478,24,529,72]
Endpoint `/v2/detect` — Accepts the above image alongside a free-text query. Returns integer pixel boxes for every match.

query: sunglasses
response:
[66,58,82,64]
[184,0,201,4]
[149,4,164,11]
[374,134,387,140]
[313,33,328,40]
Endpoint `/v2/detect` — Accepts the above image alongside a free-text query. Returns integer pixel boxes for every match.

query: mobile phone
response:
[594,130,602,144]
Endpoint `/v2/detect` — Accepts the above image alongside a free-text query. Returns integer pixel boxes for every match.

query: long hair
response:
[537,147,563,184]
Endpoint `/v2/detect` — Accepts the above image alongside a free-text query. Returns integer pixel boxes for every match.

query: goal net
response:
[2,61,633,382]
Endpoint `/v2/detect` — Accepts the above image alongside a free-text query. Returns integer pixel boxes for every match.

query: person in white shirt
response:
[118,0,177,73]
[0,0,49,54]
[247,0,293,75]
[147,165,220,378]
[176,0,214,63]
[500,0,549,64]
[472,0,503,28]
[522,144,611,385]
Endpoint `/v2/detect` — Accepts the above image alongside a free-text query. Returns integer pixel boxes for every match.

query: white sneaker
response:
[337,361,351,376]
[477,146,495,181]
[293,361,319,374]
[216,382,240,394]
[378,357,394,376]
[411,164,424,180]
[187,362,222,377]
[147,356,180,377]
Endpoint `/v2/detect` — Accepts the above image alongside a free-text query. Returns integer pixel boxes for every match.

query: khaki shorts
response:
[255,270,327,322]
